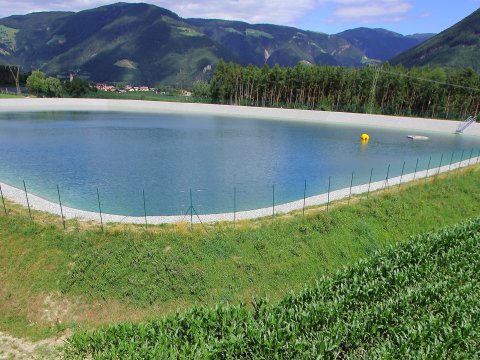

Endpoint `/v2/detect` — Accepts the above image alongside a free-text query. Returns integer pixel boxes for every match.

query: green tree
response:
[45,77,62,97]
[192,80,211,100]
[26,70,62,97]
[208,61,480,120]
[64,78,91,97]
[26,70,48,96]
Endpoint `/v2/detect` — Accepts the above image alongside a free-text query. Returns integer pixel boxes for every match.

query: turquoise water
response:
[0,111,479,216]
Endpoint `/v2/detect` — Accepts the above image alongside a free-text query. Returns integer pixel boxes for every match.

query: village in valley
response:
[67,72,157,93]
[95,83,154,93]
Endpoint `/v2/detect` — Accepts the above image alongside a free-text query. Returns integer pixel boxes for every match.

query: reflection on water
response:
[0,111,479,215]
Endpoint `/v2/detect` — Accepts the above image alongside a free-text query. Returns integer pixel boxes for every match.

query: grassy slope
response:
[0,25,18,52]
[65,218,480,358]
[391,8,480,70]
[0,167,479,341]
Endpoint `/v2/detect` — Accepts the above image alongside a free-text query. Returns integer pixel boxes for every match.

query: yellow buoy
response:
[360,133,370,142]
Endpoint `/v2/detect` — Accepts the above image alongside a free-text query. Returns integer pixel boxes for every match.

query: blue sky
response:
[0,0,478,35]
[297,0,480,34]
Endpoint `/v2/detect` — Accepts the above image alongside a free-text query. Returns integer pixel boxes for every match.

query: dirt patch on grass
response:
[34,293,75,326]
[0,331,64,359]
[28,293,169,329]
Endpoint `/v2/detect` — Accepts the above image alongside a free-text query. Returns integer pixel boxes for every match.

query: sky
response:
[0,0,478,35]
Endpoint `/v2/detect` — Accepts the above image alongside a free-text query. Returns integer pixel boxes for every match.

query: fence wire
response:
[0,149,479,230]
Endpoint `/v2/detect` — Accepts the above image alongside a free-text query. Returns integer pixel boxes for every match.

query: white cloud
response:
[160,0,317,24]
[0,0,318,24]
[0,0,413,28]
[323,0,412,24]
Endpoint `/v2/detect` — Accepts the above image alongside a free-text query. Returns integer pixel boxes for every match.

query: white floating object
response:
[407,135,429,140]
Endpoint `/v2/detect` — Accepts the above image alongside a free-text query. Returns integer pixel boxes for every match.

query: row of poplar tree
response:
[206,61,480,120]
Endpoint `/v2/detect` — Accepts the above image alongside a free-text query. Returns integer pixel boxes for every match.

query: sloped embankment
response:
[65,218,480,358]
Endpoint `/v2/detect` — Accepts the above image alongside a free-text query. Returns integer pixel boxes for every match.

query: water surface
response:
[0,111,478,215]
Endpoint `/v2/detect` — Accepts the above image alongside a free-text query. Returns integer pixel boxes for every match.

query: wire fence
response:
[0,148,479,231]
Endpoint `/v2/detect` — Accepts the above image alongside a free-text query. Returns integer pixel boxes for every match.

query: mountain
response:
[0,2,433,85]
[391,8,480,70]
[0,12,72,64]
[0,3,234,85]
[186,19,360,67]
[406,33,436,42]
[337,28,434,61]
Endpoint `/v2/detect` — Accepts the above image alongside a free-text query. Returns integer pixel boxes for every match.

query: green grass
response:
[46,34,66,46]
[0,168,479,341]
[175,27,203,37]
[0,25,18,51]
[0,93,23,98]
[224,27,242,35]
[64,217,480,358]
[113,59,138,69]
[84,91,191,102]
[245,28,274,39]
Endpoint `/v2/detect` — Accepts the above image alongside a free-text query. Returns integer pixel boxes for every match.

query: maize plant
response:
[65,218,480,359]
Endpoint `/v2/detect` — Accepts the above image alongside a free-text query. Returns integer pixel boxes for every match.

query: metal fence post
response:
[23,180,32,220]
[384,164,390,192]
[425,156,431,183]
[234,186,237,228]
[448,151,454,174]
[367,168,373,199]
[413,158,419,181]
[327,176,331,211]
[302,180,307,216]
[57,184,66,231]
[272,184,275,219]
[467,148,474,166]
[143,189,148,232]
[436,154,444,177]
[399,161,405,188]
[348,171,354,204]
[190,189,193,230]
[0,184,7,216]
[458,149,465,171]
[97,187,104,232]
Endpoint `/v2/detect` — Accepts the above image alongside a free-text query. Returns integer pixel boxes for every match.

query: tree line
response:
[7,62,480,121]
[204,61,480,120]
[26,70,95,98]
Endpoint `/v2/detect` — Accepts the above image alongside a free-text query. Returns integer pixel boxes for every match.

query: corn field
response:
[65,218,480,359]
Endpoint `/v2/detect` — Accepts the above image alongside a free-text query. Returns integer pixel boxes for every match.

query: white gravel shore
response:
[1,157,478,224]
[2,98,480,136]
[1,98,479,224]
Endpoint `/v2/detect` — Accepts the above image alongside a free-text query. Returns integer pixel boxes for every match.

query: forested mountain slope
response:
[0,2,431,85]
[391,8,480,70]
